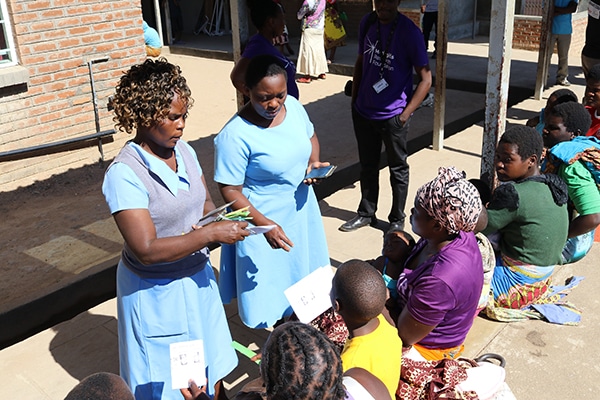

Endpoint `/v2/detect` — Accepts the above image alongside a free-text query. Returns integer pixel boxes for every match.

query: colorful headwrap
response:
[416,166,482,234]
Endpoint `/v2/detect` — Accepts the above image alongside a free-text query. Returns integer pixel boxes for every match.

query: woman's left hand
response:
[264,223,294,251]
[303,161,331,185]
[180,379,210,400]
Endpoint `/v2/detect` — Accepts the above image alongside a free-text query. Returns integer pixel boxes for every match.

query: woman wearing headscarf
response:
[391,166,484,361]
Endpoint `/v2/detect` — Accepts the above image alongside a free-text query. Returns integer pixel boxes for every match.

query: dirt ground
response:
[0,162,121,312]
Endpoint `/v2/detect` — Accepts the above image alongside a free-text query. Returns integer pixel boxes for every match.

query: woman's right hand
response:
[204,220,250,244]
[264,223,293,252]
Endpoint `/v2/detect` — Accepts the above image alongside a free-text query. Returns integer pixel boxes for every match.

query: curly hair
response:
[111,58,193,134]
[261,322,346,400]
[549,102,592,136]
[500,125,543,161]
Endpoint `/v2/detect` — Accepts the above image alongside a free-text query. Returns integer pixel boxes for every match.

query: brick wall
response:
[0,0,147,191]
[399,8,421,28]
[512,12,587,58]
[512,16,543,52]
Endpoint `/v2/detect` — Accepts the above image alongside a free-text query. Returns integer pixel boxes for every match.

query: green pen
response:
[231,340,260,364]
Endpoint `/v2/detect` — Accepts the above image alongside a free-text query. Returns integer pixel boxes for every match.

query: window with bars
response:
[0,0,17,66]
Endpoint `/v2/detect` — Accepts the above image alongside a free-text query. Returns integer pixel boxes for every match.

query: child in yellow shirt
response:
[332,259,403,399]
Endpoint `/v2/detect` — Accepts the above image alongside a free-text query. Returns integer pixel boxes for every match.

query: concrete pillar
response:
[534,0,554,100]
[153,0,164,45]
[432,0,448,151]
[481,0,515,187]
[230,0,249,109]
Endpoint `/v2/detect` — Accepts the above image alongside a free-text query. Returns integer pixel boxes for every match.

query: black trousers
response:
[422,11,438,52]
[352,108,410,224]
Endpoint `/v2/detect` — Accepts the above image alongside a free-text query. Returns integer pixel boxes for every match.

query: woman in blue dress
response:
[215,55,331,328]
[102,58,249,399]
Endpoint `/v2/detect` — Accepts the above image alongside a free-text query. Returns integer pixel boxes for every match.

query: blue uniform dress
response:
[214,96,330,328]
[102,141,237,400]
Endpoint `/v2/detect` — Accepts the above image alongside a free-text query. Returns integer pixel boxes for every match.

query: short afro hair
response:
[245,54,288,90]
[549,88,578,105]
[65,372,134,400]
[261,322,346,400]
[588,63,600,83]
[247,0,283,30]
[333,260,386,323]
[500,125,543,161]
[549,102,592,136]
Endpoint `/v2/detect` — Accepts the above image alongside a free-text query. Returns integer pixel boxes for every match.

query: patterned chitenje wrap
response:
[416,166,483,234]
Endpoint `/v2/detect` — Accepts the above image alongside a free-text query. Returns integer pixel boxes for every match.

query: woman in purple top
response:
[391,167,484,361]
[230,0,299,99]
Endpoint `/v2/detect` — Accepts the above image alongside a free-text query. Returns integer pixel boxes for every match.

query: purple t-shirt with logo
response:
[396,231,483,349]
[354,12,429,120]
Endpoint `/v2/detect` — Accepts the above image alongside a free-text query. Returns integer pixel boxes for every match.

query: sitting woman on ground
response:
[481,126,570,322]
[542,101,598,264]
[389,166,484,361]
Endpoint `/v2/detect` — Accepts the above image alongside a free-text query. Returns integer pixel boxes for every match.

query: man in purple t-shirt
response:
[339,0,431,233]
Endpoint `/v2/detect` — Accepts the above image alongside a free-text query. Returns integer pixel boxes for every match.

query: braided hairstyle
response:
[261,322,346,400]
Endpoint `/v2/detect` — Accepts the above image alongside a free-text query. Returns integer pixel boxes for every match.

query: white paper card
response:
[589,1,600,19]
[170,339,206,390]
[284,265,335,323]
[245,224,277,235]
[373,78,389,93]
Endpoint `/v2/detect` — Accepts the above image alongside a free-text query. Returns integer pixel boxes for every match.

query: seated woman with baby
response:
[387,166,485,361]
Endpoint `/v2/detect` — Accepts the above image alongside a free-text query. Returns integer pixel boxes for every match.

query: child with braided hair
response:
[232,322,391,400]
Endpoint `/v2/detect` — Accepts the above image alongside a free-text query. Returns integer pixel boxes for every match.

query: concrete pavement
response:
[1,39,599,399]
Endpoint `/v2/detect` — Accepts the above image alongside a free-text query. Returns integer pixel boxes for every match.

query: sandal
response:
[296,77,312,83]
[318,74,326,80]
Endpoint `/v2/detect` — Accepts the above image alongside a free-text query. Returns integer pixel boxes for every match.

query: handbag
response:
[396,353,508,400]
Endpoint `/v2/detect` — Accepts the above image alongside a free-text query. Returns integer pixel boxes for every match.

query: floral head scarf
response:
[415,166,482,234]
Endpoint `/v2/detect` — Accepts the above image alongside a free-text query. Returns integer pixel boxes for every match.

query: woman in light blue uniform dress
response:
[102,59,249,400]
[215,55,331,328]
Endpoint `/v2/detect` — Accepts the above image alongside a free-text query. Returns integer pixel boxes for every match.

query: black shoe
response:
[387,221,405,233]
[339,215,375,232]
